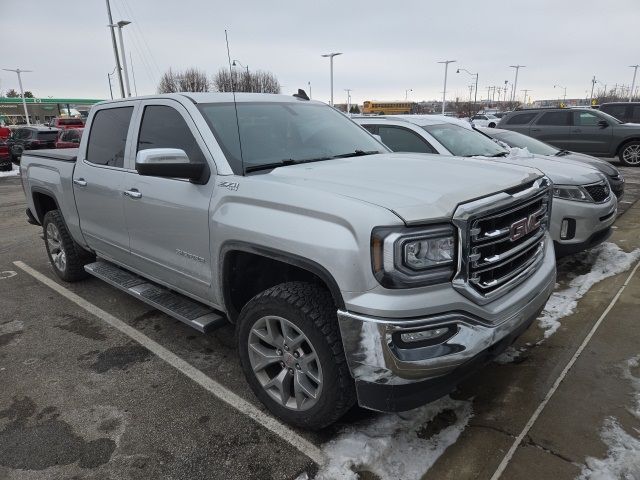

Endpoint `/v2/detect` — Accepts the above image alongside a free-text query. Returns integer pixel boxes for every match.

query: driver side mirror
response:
[597,119,609,128]
[136,148,208,183]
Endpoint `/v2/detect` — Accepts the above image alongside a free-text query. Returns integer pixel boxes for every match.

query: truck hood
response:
[485,151,604,186]
[259,153,542,224]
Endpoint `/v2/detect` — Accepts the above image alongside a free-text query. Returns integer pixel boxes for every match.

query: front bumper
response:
[337,236,556,412]
[549,194,617,251]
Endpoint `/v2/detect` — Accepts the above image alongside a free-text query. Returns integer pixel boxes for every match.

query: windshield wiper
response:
[329,149,381,159]
[245,159,299,173]
[489,152,509,157]
[554,149,571,157]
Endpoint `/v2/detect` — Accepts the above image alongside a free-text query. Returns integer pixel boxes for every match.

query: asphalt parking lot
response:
[1,161,640,480]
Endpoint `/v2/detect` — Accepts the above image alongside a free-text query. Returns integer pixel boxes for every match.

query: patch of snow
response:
[359,322,385,369]
[506,146,534,158]
[623,355,640,421]
[314,396,472,480]
[538,242,640,339]
[494,346,523,364]
[0,163,19,177]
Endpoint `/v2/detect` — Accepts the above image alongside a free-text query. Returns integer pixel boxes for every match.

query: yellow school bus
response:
[362,101,413,115]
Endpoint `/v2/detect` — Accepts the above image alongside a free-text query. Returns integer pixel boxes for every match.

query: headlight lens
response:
[371,224,456,288]
[553,185,593,202]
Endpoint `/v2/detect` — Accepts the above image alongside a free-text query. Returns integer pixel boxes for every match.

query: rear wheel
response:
[488,122,496,128]
[619,141,640,166]
[43,210,95,282]
[237,281,355,429]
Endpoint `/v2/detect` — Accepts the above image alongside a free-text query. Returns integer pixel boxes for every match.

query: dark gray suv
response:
[498,108,640,166]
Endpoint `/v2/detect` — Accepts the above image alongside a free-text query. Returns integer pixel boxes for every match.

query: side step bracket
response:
[84,261,227,333]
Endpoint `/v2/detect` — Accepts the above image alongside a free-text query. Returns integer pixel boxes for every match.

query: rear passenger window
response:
[86,107,133,168]
[137,105,205,165]
[631,106,640,123]
[536,111,571,125]
[505,113,537,125]
[378,126,436,154]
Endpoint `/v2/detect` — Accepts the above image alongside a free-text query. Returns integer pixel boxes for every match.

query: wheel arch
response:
[615,137,640,157]
[31,187,60,224]
[219,242,345,322]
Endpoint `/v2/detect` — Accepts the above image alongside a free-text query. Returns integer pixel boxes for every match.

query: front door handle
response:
[73,178,87,187]
[531,128,541,132]
[123,189,142,199]
[572,129,582,133]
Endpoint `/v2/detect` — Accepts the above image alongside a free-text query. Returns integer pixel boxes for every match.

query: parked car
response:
[49,117,85,130]
[497,107,640,166]
[6,126,60,163]
[0,141,11,171]
[476,126,625,199]
[354,115,617,256]
[599,102,640,124]
[56,128,84,149]
[20,92,556,429]
[0,125,11,140]
[470,113,499,128]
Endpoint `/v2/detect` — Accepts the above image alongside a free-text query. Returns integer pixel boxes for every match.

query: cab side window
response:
[137,105,205,165]
[86,107,133,168]
[378,126,437,154]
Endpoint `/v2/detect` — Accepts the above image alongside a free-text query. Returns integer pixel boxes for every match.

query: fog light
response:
[400,328,449,343]
[560,219,569,239]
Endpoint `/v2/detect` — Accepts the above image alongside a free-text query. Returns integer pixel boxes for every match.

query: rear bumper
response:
[337,241,556,412]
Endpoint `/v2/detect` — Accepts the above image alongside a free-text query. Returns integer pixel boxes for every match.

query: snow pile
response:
[579,356,640,480]
[538,242,640,338]
[506,146,534,158]
[0,163,19,177]
[315,396,472,480]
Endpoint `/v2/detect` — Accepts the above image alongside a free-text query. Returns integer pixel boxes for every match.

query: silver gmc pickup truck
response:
[20,93,556,429]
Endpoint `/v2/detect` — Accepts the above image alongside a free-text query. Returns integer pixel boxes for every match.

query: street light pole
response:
[344,89,352,113]
[456,68,479,109]
[521,89,531,105]
[629,65,639,102]
[321,52,342,106]
[308,81,312,99]
[2,68,32,125]
[107,73,114,99]
[105,0,125,98]
[554,84,567,104]
[232,60,250,91]
[509,65,525,102]
[590,76,599,105]
[111,20,132,97]
[438,59,456,114]
[405,88,412,100]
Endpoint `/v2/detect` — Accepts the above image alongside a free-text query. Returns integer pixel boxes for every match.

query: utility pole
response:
[629,65,639,102]
[321,52,342,106]
[521,89,531,105]
[344,88,352,113]
[308,81,312,99]
[504,80,509,103]
[405,88,412,100]
[2,68,32,125]
[486,86,491,105]
[107,73,114,99]
[509,65,525,102]
[105,0,125,98]
[111,20,132,97]
[438,60,456,114]
[590,76,598,105]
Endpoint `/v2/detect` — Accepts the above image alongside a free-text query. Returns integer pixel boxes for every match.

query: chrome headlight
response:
[371,224,456,288]
[553,185,593,203]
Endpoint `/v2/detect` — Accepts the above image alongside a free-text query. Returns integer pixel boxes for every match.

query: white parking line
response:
[13,260,326,466]
[490,259,640,480]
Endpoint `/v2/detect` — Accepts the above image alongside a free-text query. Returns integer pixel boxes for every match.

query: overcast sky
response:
[2,0,639,105]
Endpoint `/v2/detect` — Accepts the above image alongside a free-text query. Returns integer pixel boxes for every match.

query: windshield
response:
[491,130,558,156]
[423,123,507,157]
[198,102,386,174]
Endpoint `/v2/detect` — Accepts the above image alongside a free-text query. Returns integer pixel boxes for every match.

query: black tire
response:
[43,210,95,282]
[237,281,356,430]
[0,160,11,172]
[488,122,496,128]
[618,141,640,167]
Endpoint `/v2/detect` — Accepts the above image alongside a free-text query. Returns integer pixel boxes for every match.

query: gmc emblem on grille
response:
[509,211,542,242]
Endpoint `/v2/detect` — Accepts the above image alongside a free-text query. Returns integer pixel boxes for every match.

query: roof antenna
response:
[225,29,244,172]
[293,89,310,100]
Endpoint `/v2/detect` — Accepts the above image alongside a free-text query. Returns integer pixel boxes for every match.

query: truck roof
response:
[95,92,323,107]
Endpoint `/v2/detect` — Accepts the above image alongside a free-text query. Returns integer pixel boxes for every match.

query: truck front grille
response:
[584,181,610,203]
[452,176,552,305]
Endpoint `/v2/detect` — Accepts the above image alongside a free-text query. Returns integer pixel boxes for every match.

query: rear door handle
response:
[572,129,582,133]
[123,189,142,199]
[73,178,87,187]
[531,128,541,132]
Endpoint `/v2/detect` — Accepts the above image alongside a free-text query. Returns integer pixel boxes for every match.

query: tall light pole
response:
[344,88,352,113]
[110,20,132,97]
[629,65,639,102]
[438,60,456,114]
[509,65,525,102]
[554,84,567,104]
[308,81,312,99]
[457,68,479,108]
[2,68,32,125]
[590,76,599,105]
[503,80,509,103]
[321,52,342,106]
[405,88,412,100]
[105,0,125,98]
[232,60,250,91]
[521,89,531,105]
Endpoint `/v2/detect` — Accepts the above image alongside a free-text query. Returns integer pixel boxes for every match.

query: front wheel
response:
[488,122,496,128]
[43,210,95,282]
[619,141,640,166]
[237,282,355,430]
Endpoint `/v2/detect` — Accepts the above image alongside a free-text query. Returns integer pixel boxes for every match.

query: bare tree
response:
[6,89,19,98]
[212,68,280,94]
[178,68,209,92]
[157,68,180,94]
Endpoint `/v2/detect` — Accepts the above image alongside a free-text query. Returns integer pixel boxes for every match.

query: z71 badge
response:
[218,181,240,191]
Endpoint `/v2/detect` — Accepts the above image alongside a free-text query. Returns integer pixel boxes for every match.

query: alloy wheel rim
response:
[248,315,323,411]
[623,145,640,165]
[46,223,66,272]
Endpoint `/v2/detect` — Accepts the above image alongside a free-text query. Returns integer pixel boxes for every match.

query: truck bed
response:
[24,148,78,162]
